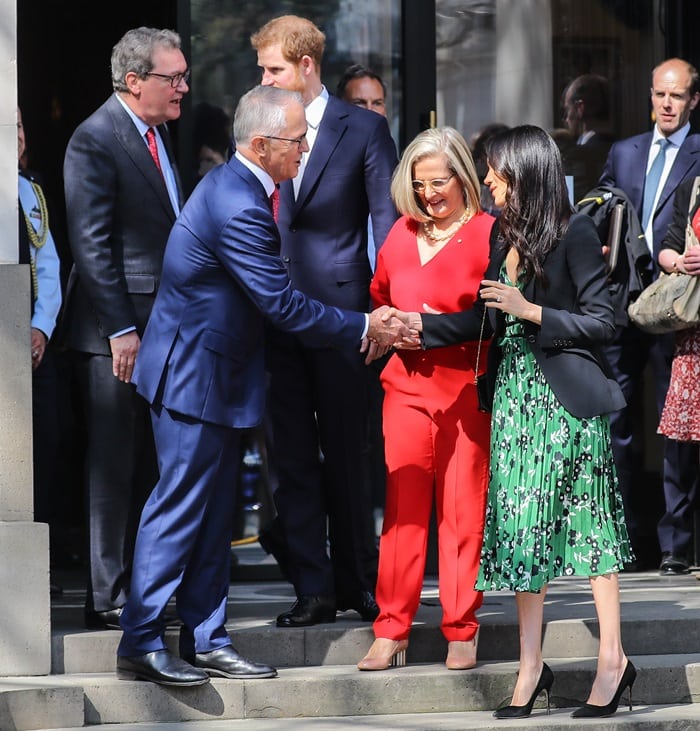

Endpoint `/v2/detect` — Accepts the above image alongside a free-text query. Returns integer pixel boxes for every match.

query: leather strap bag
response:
[474,305,493,413]
[627,176,700,334]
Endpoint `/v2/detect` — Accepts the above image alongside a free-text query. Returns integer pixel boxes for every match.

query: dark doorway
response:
[17,1,178,569]
[17,1,179,269]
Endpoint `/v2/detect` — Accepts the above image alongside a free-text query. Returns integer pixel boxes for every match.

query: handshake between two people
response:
[362,281,537,363]
[361,305,423,364]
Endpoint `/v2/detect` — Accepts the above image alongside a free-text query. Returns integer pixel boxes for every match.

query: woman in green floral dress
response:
[389,125,635,720]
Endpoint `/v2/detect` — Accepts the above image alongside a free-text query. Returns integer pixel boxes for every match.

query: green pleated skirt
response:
[475,323,633,593]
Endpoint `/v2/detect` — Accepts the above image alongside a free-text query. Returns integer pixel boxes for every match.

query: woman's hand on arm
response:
[479,279,543,325]
[675,246,700,276]
[660,246,700,275]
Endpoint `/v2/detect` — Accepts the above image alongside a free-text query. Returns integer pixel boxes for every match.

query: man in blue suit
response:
[598,57,700,575]
[115,85,409,686]
[251,15,399,628]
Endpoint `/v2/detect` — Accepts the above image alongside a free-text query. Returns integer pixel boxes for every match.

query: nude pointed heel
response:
[357,638,408,671]
[446,638,478,670]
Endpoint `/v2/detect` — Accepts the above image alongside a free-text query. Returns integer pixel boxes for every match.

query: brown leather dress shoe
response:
[276,595,336,627]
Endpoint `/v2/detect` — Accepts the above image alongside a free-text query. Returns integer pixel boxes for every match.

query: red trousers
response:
[373,365,490,642]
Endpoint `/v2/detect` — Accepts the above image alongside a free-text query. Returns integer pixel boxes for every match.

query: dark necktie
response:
[270,186,280,223]
[146,127,163,175]
[641,138,671,230]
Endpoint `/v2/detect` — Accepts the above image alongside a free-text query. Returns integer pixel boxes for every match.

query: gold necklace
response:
[422,209,469,243]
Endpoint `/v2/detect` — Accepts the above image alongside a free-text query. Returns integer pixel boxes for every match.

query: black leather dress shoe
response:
[187,646,277,679]
[116,650,210,686]
[276,595,336,627]
[659,552,690,575]
[86,607,182,630]
[85,607,123,630]
[337,591,379,621]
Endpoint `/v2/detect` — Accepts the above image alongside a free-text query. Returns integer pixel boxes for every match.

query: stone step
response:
[52,612,700,674]
[21,704,700,731]
[4,656,700,729]
[35,563,700,728]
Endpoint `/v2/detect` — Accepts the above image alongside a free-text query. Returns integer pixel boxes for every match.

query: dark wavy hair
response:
[486,125,572,285]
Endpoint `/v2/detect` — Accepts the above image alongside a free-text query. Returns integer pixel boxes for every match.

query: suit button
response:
[290,227,297,233]
[527,335,536,343]
[283,256,290,263]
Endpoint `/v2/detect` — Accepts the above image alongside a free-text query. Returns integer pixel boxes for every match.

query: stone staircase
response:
[4,555,700,729]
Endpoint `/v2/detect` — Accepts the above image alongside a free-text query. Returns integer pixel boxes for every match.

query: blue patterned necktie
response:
[641,138,671,230]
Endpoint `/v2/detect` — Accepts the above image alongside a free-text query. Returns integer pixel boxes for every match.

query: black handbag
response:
[474,306,493,413]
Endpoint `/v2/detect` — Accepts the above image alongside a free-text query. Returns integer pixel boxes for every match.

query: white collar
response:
[115,93,153,138]
[234,150,275,197]
[652,122,690,148]
[305,86,328,129]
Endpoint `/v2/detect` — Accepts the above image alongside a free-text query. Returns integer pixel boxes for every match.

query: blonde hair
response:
[391,127,482,222]
[251,15,325,67]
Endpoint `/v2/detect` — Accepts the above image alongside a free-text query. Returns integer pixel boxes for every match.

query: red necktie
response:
[146,127,163,175]
[270,186,280,223]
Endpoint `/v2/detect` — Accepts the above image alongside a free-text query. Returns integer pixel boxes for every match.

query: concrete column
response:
[0,0,51,675]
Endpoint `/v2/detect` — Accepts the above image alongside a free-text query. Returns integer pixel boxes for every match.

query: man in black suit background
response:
[251,15,399,627]
[561,73,616,203]
[598,57,700,575]
[62,27,189,629]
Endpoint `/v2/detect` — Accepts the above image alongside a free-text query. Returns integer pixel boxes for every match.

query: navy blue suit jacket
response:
[598,129,700,263]
[276,95,398,309]
[133,156,366,429]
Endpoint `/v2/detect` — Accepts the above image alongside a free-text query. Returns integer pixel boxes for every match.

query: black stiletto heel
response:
[571,659,637,718]
[493,662,554,719]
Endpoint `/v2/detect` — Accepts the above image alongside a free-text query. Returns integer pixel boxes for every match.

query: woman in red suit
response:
[358,127,495,671]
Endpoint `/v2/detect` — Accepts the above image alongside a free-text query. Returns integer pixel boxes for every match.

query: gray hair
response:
[391,126,482,222]
[233,86,303,146]
[111,27,182,93]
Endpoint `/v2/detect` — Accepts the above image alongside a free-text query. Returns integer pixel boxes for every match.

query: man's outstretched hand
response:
[361,305,420,363]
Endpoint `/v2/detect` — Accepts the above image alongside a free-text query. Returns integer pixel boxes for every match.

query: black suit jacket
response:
[660,174,700,255]
[421,214,625,418]
[61,94,182,354]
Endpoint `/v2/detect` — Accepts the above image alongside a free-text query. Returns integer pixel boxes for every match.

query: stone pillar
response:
[0,0,51,675]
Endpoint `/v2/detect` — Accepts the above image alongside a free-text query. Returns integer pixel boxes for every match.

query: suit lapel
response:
[293,97,348,212]
[658,134,700,213]
[628,133,652,214]
[158,123,184,209]
[106,96,176,220]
